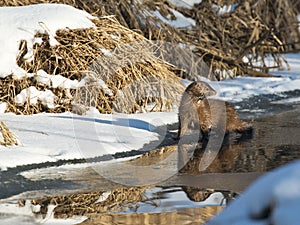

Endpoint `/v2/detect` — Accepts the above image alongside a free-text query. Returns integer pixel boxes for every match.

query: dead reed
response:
[0,0,299,114]
[1,15,184,114]
[2,0,299,80]
[141,0,300,79]
[0,121,19,146]
[26,186,149,218]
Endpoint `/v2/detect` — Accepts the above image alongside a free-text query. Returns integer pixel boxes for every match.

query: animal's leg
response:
[177,115,189,139]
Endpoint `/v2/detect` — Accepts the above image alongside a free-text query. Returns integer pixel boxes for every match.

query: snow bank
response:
[0,4,96,78]
[207,53,300,103]
[206,159,300,225]
[0,110,178,170]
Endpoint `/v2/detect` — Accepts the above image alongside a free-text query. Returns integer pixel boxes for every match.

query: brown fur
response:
[177,81,252,139]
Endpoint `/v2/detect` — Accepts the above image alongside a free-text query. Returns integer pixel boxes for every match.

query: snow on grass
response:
[1,53,300,170]
[15,86,57,109]
[35,70,82,89]
[211,3,239,15]
[180,54,300,104]
[206,159,300,225]
[117,187,225,214]
[0,103,7,114]
[0,4,96,79]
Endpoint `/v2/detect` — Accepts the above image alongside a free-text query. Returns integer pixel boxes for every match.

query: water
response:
[0,91,300,223]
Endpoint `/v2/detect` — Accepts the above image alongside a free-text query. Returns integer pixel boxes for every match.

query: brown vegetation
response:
[23,184,224,224]
[26,186,148,218]
[0,121,18,146]
[1,0,299,80]
[0,0,299,114]
[0,15,184,114]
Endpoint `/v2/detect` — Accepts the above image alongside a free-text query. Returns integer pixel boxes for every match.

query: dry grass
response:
[144,0,299,79]
[22,185,224,223]
[1,0,299,81]
[24,186,149,218]
[0,0,299,114]
[0,121,19,146]
[0,15,184,114]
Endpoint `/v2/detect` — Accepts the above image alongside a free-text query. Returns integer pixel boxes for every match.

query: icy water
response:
[0,91,300,224]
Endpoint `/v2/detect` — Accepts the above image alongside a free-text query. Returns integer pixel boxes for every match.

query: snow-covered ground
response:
[2,56,300,170]
[0,109,177,170]
[212,54,300,102]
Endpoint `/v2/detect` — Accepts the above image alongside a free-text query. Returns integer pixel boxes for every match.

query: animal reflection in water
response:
[177,81,253,174]
[178,141,246,175]
[182,186,238,205]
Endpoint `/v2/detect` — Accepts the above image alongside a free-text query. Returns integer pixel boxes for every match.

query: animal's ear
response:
[188,81,197,88]
[185,81,197,92]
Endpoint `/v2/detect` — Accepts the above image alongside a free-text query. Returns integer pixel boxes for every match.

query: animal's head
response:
[185,81,217,100]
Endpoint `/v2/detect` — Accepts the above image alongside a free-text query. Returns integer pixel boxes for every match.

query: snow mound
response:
[0,3,96,78]
[206,159,300,225]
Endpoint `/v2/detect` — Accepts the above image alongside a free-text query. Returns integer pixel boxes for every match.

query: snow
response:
[36,70,81,89]
[15,86,57,108]
[90,76,114,96]
[0,103,7,114]
[206,159,300,225]
[169,0,238,14]
[95,191,111,203]
[153,8,196,28]
[99,48,113,57]
[119,187,225,214]
[0,4,96,78]
[0,200,87,224]
[211,3,238,15]
[0,110,178,170]
[153,189,225,211]
[169,0,203,9]
[207,56,300,102]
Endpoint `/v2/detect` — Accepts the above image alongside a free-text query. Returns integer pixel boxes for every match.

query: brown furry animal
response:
[177,81,252,140]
